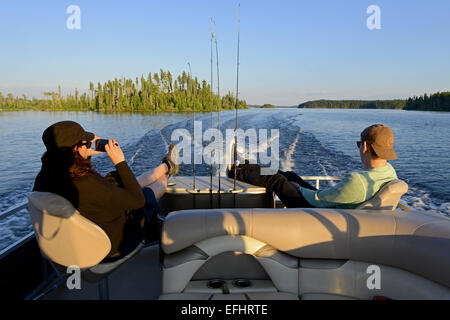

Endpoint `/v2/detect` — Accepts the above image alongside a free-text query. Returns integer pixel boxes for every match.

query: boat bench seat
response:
[160,208,450,300]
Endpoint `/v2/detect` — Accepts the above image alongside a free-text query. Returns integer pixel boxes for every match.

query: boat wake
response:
[280,129,300,172]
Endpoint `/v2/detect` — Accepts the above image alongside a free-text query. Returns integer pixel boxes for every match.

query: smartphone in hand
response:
[95,139,109,152]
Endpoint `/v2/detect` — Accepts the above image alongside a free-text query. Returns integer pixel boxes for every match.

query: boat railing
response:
[0,201,33,260]
[0,200,28,221]
[300,176,342,190]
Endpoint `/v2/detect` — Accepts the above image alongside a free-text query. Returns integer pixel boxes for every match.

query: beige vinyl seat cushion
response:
[28,192,111,269]
[161,208,450,288]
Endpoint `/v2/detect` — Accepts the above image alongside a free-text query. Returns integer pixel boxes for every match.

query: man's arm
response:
[299,172,366,208]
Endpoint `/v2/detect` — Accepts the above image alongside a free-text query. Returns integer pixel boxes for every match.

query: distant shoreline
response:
[296,93,450,112]
[2,106,450,114]
[3,86,449,112]
[0,107,246,114]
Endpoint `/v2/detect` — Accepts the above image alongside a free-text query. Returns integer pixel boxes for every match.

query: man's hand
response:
[105,139,125,165]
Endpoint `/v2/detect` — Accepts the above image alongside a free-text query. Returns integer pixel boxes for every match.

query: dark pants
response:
[235,166,317,208]
[109,187,160,262]
[141,187,160,224]
[138,187,160,243]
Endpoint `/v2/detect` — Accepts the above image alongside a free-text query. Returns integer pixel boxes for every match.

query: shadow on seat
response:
[356,179,408,210]
[27,191,143,299]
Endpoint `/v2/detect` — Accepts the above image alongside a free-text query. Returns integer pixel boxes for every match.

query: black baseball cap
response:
[42,121,94,150]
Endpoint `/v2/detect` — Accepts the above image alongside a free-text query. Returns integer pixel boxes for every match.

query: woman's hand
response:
[85,136,103,157]
[105,139,125,165]
[92,135,101,144]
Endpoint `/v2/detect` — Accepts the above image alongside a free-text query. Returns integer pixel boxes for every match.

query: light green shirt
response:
[299,163,398,209]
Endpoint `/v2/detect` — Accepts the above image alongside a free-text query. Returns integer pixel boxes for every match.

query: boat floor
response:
[42,245,162,300]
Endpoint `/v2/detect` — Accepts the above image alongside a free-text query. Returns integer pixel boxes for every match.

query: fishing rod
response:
[209,18,214,208]
[188,62,198,209]
[214,20,222,207]
[187,62,196,192]
[233,4,241,193]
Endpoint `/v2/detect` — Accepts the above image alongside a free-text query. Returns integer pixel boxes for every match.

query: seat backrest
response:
[356,179,408,210]
[27,192,111,269]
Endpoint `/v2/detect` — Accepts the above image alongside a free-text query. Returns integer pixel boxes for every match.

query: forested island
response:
[252,104,276,108]
[0,69,247,113]
[298,92,450,112]
[298,99,406,109]
[404,92,450,111]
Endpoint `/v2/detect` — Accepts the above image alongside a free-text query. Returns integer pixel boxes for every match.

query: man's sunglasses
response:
[356,141,362,148]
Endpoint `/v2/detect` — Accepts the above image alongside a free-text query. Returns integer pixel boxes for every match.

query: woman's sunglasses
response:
[79,141,92,148]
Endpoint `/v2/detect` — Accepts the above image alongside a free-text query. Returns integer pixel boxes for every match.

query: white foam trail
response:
[193,133,203,162]
[258,134,278,153]
[317,161,329,177]
[128,145,143,166]
[402,188,450,216]
[439,202,450,211]
[160,131,170,151]
[280,131,300,172]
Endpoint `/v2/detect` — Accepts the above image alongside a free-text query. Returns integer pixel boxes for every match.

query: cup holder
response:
[207,279,225,289]
[233,279,252,288]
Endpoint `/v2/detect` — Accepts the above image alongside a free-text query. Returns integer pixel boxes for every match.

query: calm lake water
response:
[0,108,449,250]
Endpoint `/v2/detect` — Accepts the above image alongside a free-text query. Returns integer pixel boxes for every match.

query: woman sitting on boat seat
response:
[33,121,179,261]
[228,124,398,209]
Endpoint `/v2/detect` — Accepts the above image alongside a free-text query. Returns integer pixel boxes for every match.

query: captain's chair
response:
[27,192,143,299]
[356,179,408,210]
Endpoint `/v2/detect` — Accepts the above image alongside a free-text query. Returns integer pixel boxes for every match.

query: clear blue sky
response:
[1,0,449,105]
